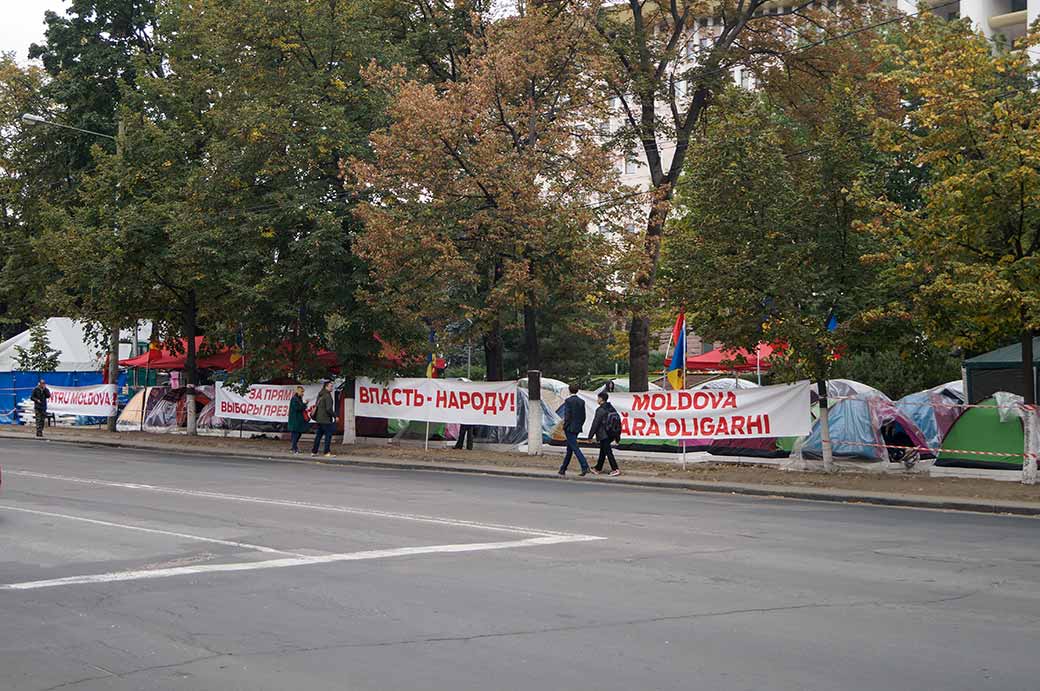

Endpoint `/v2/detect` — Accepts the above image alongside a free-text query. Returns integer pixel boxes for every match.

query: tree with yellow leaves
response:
[873,18,1040,402]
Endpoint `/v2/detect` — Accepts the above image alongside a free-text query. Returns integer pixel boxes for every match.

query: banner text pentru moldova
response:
[578,381,811,440]
[46,384,118,416]
[355,377,517,426]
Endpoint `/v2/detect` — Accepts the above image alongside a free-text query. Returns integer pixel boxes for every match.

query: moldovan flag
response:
[666,312,686,390]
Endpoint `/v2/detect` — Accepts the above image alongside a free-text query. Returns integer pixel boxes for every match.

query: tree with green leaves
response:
[14,321,61,372]
[663,21,898,467]
[871,18,1040,403]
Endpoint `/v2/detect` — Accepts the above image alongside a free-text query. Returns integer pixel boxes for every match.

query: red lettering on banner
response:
[448,391,460,408]
[646,414,660,436]
[631,418,647,436]
[649,393,666,411]
[482,397,496,414]
[391,390,403,407]
[459,392,471,408]
[358,387,369,404]
[620,412,631,435]
[723,391,737,409]
[747,415,763,435]
[665,418,680,436]
[471,393,482,410]
[701,417,715,436]
[436,391,448,407]
[715,416,729,436]
[415,392,425,406]
[678,392,692,409]
[632,395,650,412]
[765,415,771,434]
[693,392,709,410]
[729,416,746,435]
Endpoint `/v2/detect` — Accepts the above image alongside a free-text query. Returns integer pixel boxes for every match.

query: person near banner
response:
[453,424,474,451]
[588,391,621,476]
[30,379,50,438]
[559,383,590,477]
[310,381,337,457]
[288,386,308,454]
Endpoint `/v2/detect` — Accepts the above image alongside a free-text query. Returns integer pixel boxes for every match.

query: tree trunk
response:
[815,372,834,473]
[627,194,672,392]
[523,303,540,373]
[106,325,120,432]
[184,290,198,436]
[483,321,505,382]
[628,314,651,392]
[1023,329,1036,405]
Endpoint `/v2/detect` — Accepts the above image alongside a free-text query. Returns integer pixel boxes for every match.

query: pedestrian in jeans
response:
[310,381,337,457]
[558,383,590,477]
[30,379,50,438]
[588,391,621,476]
[288,386,307,454]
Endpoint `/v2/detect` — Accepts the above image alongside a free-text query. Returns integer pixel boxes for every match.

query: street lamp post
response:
[22,113,125,432]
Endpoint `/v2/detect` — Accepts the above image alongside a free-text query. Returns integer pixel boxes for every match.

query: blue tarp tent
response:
[896,381,965,453]
[801,379,928,462]
[0,371,127,424]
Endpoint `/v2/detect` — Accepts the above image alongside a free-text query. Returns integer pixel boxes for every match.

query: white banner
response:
[47,384,118,417]
[356,377,518,426]
[577,381,811,440]
[215,383,326,423]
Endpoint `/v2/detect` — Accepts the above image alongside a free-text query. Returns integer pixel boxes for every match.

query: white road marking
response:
[6,470,594,539]
[0,535,603,590]
[0,504,304,557]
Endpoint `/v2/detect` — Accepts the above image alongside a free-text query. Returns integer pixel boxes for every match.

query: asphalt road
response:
[1,439,1038,690]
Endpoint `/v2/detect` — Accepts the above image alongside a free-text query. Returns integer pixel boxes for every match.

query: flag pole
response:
[681,314,688,471]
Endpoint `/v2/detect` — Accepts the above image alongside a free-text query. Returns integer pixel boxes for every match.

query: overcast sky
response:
[1,0,67,62]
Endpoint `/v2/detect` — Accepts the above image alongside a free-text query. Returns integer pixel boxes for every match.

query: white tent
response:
[0,318,139,372]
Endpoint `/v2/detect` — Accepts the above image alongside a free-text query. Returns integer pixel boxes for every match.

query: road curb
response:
[3,432,1039,517]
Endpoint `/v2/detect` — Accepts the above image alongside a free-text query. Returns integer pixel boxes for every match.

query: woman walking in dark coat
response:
[288,386,308,454]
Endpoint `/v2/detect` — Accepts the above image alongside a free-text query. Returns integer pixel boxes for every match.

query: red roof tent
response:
[666,342,778,372]
[119,338,336,372]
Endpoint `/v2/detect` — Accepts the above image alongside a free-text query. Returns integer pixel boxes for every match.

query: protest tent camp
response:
[0,319,132,424]
[797,379,928,463]
[896,381,965,453]
[936,397,1025,470]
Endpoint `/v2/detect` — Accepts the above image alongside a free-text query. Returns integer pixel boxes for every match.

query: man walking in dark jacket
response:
[558,383,590,476]
[30,380,50,438]
[588,391,621,476]
[310,381,337,457]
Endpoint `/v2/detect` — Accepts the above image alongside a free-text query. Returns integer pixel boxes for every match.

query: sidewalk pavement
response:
[1,429,1038,517]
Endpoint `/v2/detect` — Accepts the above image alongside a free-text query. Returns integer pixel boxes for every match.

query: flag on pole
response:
[666,312,686,390]
[425,328,438,378]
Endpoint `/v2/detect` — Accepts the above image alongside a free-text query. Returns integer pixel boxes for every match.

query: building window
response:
[624,156,642,175]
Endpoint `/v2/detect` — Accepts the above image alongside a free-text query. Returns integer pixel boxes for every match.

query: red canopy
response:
[119,337,207,369]
[119,337,338,372]
[670,342,779,372]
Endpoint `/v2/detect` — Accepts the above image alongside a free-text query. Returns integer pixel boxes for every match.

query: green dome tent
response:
[936,397,1024,470]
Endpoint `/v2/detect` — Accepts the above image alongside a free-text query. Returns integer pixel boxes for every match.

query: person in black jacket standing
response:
[30,380,50,438]
[310,381,337,457]
[558,383,590,477]
[588,391,621,476]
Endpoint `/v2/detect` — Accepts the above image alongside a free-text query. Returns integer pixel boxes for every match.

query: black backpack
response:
[605,410,622,442]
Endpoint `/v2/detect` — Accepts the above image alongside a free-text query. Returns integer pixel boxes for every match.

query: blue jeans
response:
[290,431,303,452]
[560,431,589,473]
[311,423,335,454]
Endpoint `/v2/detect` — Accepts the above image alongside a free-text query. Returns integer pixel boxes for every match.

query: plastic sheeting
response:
[896,381,965,452]
[992,392,1040,484]
[791,379,928,467]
